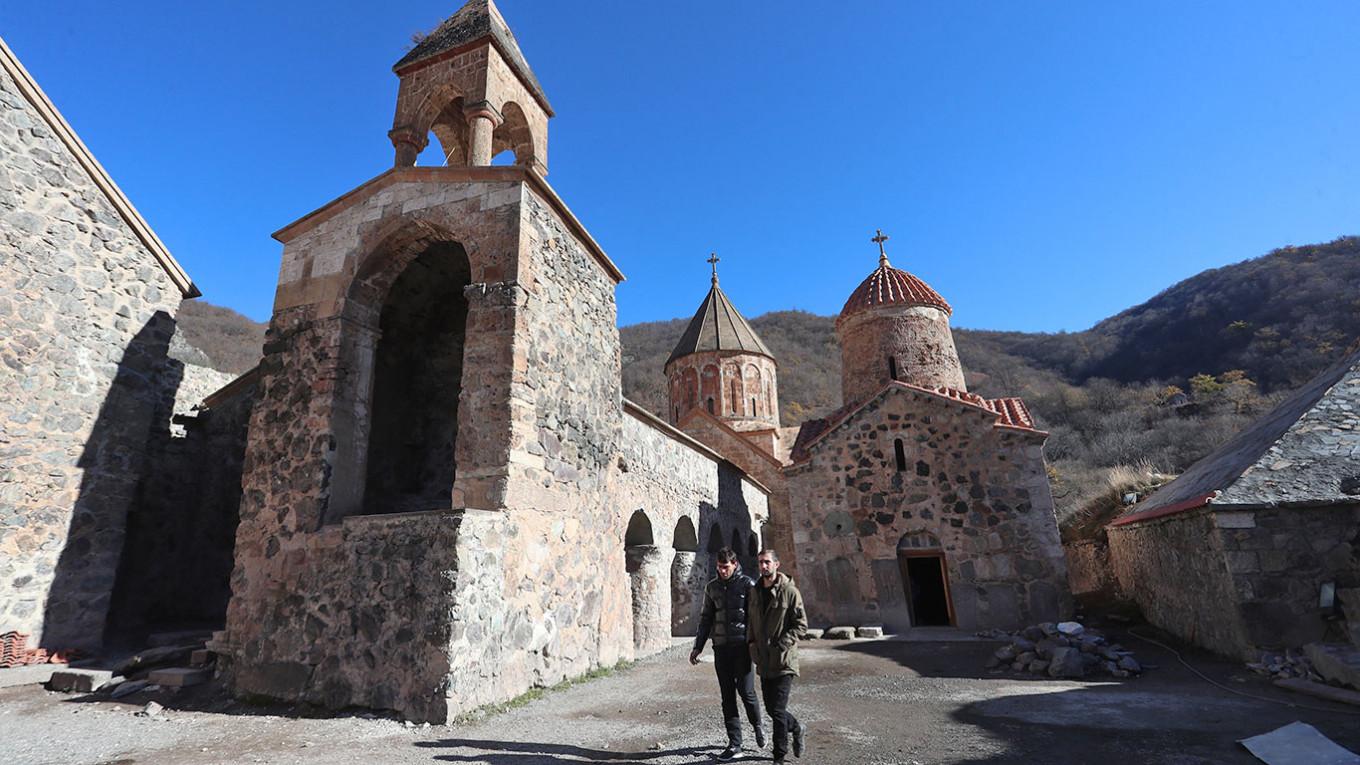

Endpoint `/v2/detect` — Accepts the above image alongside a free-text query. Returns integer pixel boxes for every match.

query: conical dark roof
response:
[666,282,774,367]
[393,0,553,115]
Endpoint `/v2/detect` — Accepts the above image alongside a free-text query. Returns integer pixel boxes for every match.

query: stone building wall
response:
[838,306,966,406]
[1109,505,1360,659]
[1106,510,1253,657]
[674,409,794,576]
[106,367,253,638]
[219,167,768,722]
[0,53,195,648]
[615,406,770,637]
[786,386,1067,631]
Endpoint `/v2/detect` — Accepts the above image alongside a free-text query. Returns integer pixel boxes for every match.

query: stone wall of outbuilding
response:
[0,59,191,648]
[1108,505,1360,659]
[786,386,1068,631]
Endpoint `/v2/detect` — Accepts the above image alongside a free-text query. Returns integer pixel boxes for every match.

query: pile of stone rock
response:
[982,621,1144,679]
[1246,649,1321,683]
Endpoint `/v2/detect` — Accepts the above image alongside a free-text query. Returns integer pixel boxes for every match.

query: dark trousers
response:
[760,674,800,759]
[713,644,762,746]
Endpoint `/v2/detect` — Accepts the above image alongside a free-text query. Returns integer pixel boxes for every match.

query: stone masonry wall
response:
[1107,510,1253,658]
[107,367,252,637]
[615,410,769,640]
[838,306,966,407]
[1110,505,1360,659]
[786,387,1068,631]
[220,170,767,721]
[0,61,189,648]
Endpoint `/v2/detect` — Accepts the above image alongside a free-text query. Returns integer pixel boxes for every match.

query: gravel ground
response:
[1,635,1358,765]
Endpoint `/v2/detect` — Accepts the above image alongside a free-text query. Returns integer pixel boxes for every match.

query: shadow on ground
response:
[415,739,733,764]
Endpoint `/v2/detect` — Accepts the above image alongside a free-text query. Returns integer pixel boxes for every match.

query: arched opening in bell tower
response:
[361,241,470,515]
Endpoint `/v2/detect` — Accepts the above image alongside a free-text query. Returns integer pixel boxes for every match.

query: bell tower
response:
[388,0,552,174]
[665,255,780,451]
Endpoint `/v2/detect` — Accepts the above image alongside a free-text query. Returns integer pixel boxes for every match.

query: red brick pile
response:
[0,631,76,668]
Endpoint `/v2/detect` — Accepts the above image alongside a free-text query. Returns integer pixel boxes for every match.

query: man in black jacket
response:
[689,547,765,760]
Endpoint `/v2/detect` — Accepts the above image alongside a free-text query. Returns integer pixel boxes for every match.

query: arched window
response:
[706,397,715,414]
[730,377,741,414]
[894,438,907,472]
[888,356,898,381]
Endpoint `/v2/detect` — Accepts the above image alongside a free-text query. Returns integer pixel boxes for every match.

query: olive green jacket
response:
[747,572,808,678]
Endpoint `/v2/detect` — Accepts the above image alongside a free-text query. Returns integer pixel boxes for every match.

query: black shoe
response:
[792,723,805,758]
[754,726,766,749]
[773,757,787,765]
[717,746,739,760]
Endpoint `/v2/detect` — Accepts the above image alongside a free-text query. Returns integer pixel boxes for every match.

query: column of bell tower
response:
[387,0,552,175]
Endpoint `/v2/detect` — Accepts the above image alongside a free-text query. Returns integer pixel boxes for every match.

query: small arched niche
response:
[625,510,655,547]
[673,517,699,552]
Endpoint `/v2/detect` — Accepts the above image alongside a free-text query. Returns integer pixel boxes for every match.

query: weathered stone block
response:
[856,625,884,639]
[47,669,113,693]
[147,667,211,688]
[824,626,856,640]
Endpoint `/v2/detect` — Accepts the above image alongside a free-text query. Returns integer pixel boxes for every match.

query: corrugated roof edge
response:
[0,36,199,298]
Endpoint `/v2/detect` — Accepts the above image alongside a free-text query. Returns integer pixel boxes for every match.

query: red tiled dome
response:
[839,259,952,321]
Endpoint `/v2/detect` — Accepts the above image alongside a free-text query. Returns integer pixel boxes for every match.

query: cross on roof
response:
[708,252,720,285]
[872,229,890,266]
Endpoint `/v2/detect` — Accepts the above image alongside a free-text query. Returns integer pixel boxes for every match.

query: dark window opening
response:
[750,397,757,416]
[894,438,907,472]
[888,356,898,380]
[706,398,715,414]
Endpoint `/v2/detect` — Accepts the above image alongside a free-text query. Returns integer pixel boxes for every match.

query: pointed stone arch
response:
[492,100,537,171]
[670,516,702,636]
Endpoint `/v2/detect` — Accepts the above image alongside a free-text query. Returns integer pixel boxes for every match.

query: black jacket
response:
[693,568,756,650]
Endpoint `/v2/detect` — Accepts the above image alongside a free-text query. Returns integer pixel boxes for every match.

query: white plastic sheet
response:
[1240,721,1360,765]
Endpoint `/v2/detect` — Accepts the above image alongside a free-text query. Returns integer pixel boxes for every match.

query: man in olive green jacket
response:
[747,549,808,763]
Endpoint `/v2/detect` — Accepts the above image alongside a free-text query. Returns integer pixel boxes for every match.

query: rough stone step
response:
[856,625,885,639]
[824,626,857,640]
[47,668,113,693]
[0,665,60,688]
[190,649,213,667]
[1275,677,1360,707]
[147,667,211,688]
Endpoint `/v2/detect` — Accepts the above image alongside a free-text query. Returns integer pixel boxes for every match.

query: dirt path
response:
[2,638,1357,764]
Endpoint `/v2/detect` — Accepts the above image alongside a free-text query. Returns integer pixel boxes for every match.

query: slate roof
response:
[393,0,553,115]
[839,257,952,324]
[1114,344,1360,526]
[665,281,774,367]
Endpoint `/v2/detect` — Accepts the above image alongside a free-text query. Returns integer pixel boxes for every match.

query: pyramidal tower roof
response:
[666,260,773,367]
[393,0,552,115]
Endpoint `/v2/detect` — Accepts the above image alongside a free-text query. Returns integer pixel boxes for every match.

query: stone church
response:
[664,241,1069,633]
[1,0,1068,723]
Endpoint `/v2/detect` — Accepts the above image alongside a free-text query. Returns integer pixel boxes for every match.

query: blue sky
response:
[7,1,1359,330]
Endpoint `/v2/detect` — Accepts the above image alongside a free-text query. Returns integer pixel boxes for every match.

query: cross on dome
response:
[707,252,720,286]
[872,229,890,267]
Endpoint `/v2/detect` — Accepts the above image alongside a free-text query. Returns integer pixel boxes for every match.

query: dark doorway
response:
[362,242,469,515]
[900,554,952,626]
